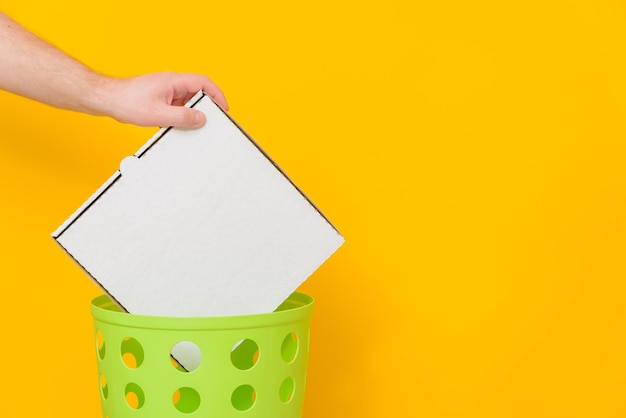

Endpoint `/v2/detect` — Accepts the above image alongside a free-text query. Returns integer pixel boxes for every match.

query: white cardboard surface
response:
[54,92,343,317]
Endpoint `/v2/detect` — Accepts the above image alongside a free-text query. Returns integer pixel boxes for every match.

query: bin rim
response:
[91,292,314,331]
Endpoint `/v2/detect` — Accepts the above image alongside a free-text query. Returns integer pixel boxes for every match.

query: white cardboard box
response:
[53,91,344,318]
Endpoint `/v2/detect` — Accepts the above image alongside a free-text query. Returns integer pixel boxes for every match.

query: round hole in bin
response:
[121,337,144,369]
[125,383,145,410]
[170,341,202,372]
[231,384,256,411]
[100,374,108,399]
[96,330,106,360]
[281,332,299,363]
[231,339,259,370]
[173,387,201,413]
[279,377,295,403]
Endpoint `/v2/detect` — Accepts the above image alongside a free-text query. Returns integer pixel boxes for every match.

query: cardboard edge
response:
[210,96,344,237]
[134,90,205,158]
[50,91,219,315]
[53,239,129,313]
[51,170,121,238]
[51,91,207,239]
[52,91,342,240]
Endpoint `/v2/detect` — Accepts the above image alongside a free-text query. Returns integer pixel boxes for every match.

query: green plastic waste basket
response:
[91,292,313,418]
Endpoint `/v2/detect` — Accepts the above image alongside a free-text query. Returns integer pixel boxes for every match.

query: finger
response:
[155,105,206,128]
[202,83,229,111]
[175,73,229,111]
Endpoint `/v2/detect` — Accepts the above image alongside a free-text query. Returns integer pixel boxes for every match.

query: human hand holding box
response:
[53,91,343,317]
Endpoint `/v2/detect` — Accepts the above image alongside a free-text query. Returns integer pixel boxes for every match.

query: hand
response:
[97,72,229,128]
[0,13,228,128]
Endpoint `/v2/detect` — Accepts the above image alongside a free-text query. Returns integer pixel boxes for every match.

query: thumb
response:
[157,106,206,128]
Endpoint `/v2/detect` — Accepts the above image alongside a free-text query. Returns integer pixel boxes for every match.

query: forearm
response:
[0,12,111,115]
[0,11,228,128]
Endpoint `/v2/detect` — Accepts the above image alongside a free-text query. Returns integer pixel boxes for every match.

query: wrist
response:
[77,73,121,119]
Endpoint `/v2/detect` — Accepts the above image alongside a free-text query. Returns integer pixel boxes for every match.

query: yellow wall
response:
[2,1,626,416]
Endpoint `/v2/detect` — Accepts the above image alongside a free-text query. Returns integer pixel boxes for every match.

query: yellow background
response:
[1,1,626,416]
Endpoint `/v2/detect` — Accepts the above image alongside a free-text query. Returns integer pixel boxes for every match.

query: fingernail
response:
[194,111,205,127]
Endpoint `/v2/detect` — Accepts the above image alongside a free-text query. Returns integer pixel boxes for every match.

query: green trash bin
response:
[91,292,314,418]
